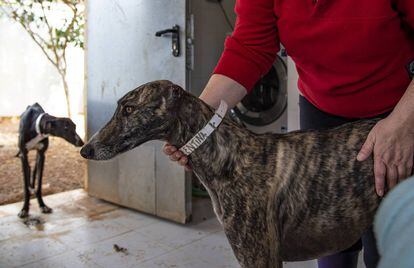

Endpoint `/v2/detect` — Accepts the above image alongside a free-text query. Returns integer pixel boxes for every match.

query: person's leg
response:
[299,95,352,130]
[361,227,380,268]
[317,251,360,268]
[299,95,362,268]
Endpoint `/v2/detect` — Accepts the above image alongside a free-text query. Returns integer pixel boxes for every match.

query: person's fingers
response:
[386,165,398,190]
[407,159,414,177]
[397,165,408,182]
[374,158,386,196]
[163,143,190,169]
[169,151,183,161]
[163,144,177,155]
[178,156,188,166]
[184,165,192,172]
[357,133,375,161]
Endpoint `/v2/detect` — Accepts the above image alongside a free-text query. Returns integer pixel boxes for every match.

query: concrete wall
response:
[0,17,84,120]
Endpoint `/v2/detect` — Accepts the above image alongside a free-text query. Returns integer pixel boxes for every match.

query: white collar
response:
[26,113,49,150]
[179,100,228,156]
[35,113,47,135]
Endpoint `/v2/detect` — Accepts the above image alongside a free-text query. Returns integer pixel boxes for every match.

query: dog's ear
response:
[45,121,54,131]
[170,84,183,101]
[167,85,185,116]
[172,85,182,100]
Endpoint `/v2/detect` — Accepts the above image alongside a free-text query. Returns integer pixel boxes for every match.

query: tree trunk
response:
[59,71,72,118]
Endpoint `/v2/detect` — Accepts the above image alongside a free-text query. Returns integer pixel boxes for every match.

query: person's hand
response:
[163,74,246,171]
[357,115,414,196]
[163,143,192,171]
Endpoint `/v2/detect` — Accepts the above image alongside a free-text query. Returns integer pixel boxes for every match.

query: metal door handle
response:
[155,25,180,57]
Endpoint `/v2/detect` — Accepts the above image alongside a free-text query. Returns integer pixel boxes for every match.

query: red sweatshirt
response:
[214,0,414,118]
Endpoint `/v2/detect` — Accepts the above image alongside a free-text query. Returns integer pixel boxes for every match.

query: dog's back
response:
[267,119,381,260]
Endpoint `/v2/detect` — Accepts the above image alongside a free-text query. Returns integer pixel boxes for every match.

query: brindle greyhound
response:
[80,80,381,268]
[17,103,84,218]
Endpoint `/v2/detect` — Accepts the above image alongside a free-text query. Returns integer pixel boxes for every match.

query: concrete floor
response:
[0,190,364,268]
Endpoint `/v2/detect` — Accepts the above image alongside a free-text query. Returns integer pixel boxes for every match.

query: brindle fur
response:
[81,80,381,268]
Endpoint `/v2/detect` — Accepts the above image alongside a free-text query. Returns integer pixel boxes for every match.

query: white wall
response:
[0,17,84,118]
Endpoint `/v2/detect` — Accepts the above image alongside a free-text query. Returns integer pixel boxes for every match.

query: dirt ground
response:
[0,118,86,205]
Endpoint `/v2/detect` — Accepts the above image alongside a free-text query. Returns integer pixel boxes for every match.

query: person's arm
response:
[357,0,414,196]
[357,79,414,196]
[164,0,279,169]
[214,0,280,93]
[199,74,247,108]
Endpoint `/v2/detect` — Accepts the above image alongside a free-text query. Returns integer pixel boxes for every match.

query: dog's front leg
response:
[18,152,31,218]
[30,156,37,193]
[35,150,52,214]
[224,217,282,268]
[229,235,282,268]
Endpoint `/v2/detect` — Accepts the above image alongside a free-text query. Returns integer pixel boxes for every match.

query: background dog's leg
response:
[35,150,52,214]
[18,153,31,218]
[30,156,37,194]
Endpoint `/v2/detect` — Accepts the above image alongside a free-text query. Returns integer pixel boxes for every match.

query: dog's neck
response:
[36,114,54,135]
[168,95,251,189]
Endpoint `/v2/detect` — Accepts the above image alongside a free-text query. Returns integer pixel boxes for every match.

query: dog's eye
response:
[124,106,134,115]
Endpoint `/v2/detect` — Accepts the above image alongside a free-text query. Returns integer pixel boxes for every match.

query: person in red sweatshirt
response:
[164,0,414,267]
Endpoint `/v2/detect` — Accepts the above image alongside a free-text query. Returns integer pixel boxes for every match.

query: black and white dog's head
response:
[44,116,84,147]
[80,80,187,160]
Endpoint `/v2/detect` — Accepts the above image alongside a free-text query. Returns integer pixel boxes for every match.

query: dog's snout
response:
[75,136,84,147]
[80,145,95,159]
[77,140,85,147]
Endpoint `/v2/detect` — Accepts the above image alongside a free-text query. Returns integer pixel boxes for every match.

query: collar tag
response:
[179,100,228,156]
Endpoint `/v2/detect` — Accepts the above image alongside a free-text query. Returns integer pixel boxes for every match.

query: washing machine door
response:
[233,56,287,126]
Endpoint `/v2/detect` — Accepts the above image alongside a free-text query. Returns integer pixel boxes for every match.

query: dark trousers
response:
[299,96,380,268]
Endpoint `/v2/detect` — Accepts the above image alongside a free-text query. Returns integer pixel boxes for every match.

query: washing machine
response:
[232,53,288,134]
[187,0,290,134]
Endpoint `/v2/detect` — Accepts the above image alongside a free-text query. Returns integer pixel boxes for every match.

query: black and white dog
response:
[17,103,84,218]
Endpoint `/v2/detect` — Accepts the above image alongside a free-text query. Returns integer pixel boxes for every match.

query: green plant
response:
[0,0,85,117]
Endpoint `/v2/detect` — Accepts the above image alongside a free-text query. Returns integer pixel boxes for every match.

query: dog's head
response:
[45,117,84,147]
[80,80,186,160]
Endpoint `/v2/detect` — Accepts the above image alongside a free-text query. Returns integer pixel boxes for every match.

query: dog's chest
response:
[31,142,45,151]
[25,135,48,151]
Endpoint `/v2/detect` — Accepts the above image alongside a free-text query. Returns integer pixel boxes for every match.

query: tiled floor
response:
[0,190,363,268]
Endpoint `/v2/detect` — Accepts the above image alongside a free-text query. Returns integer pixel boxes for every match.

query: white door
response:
[86,0,190,223]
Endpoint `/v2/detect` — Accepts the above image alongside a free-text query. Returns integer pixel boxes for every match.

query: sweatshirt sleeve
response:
[213,0,280,93]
